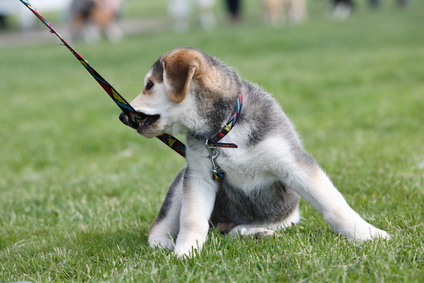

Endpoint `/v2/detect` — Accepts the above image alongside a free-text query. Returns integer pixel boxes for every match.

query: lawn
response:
[0,0,423,282]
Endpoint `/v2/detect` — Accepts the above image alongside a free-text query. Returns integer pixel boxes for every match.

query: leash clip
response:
[206,142,225,181]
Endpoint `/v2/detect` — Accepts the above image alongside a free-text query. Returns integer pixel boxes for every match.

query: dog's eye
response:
[145,81,154,90]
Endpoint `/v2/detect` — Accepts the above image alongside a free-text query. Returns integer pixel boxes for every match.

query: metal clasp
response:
[206,143,225,180]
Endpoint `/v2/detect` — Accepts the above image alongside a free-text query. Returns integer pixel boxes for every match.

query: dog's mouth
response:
[137,113,160,130]
[119,112,160,131]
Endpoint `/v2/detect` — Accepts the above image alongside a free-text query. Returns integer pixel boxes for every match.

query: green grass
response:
[1,1,423,282]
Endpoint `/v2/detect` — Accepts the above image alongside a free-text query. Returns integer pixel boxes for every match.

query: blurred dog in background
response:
[331,0,354,20]
[262,0,308,26]
[168,0,216,31]
[69,0,123,43]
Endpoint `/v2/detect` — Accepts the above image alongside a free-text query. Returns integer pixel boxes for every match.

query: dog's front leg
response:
[174,167,217,258]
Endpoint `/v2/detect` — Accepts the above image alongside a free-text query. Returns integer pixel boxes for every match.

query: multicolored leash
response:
[19,0,186,158]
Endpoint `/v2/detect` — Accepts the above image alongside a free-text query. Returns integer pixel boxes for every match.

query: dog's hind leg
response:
[229,204,301,237]
[148,168,186,250]
[260,137,389,241]
[282,162,390,241]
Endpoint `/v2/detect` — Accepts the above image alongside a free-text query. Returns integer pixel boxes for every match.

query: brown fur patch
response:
[161,47,241,104]
[162,48,203,103]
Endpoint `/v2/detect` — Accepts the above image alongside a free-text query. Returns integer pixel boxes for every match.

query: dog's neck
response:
[189,94,243,148]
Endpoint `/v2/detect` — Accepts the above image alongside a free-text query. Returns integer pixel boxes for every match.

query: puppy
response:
[120,47,389,258]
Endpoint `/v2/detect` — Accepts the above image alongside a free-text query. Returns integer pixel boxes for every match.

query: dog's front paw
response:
[174,237,205,259]
[174,244,198,259]
[148,235,175,250]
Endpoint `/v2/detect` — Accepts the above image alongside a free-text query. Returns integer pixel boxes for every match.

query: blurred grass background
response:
[0,0,423,281]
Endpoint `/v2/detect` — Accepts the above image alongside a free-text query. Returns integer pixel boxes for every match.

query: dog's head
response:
[119,47,241,138]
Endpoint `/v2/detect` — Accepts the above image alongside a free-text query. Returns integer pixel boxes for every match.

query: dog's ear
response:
[163,50,199,104]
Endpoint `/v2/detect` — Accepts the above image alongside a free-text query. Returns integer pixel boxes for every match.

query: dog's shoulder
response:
[232,80,298,147]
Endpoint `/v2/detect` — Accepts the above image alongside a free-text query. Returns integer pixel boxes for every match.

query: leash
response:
[19,0,186,158]
[20,0,242,176]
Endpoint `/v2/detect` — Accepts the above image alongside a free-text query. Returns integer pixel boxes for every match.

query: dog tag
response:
[211,167,225,180]
[207,146,225,181]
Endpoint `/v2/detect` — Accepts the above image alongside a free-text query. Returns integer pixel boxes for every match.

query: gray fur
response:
[210,180,300,231]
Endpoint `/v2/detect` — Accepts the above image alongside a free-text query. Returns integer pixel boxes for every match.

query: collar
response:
[156,94,242,161]
[205,94,243,181]
[206,94,243,149]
